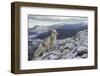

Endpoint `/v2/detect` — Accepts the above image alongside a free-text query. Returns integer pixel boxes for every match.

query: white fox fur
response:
[33,29,58,60]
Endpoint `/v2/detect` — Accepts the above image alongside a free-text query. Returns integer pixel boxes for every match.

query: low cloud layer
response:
[28,15,88,28]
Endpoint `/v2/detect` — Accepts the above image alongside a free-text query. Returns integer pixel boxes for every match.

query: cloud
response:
[28,15,88,22]
[28,15,88,28]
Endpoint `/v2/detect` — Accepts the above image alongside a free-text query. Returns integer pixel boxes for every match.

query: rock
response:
[81,54,88,58]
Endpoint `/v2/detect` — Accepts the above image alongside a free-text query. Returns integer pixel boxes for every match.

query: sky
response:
[28,15,88,28]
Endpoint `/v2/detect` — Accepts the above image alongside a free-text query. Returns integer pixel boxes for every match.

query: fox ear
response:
[42,42,46,47]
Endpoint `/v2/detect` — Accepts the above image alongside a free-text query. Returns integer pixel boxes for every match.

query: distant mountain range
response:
[28,22,88,39]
